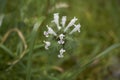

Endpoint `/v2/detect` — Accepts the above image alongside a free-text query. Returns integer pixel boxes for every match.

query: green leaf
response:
[26,16,45,80]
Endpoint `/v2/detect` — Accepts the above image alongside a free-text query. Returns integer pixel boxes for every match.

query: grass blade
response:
[0,44,14,57]
[61,43,120,80]
[26,17,45,80]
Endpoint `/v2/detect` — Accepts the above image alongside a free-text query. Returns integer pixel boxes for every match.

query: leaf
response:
[60,43,120,80]
[26,16,45,80]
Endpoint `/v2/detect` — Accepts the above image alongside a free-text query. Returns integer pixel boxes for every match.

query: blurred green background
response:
[0,0,120,80]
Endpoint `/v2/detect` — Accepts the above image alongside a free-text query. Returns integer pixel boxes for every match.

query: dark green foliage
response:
[0,0,120,80]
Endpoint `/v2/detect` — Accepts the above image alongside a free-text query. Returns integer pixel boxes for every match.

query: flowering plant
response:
[43,13,81,58]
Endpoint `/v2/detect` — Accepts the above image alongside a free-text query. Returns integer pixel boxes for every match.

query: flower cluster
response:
[43,13,81,58]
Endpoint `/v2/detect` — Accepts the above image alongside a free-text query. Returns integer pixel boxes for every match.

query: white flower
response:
[58,54,64,58]
[61,16,67,27]
[59,34,65,40]
[52,13,61,30]
[69,24,81,34]
[64,17,78,32]
[44,13,81,58]
[44,31,49,37]
[58,40,64,44]
[58,48,66,58]
[46,25,57,36]
[43,25,57,37]
[43,41,51,50]
[60,48,66,54]
[58,34,65,44]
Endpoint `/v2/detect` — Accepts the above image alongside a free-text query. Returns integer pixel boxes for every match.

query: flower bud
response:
[61,16,67,27]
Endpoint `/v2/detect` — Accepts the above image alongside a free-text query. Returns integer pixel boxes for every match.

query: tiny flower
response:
[64,17,78,32]
[69,24,81,34]
[44,31,49,37]
[46,25,57,36]
[43,41,51,50]
[58,34,65,44]
[58,48,66,58]
[61,16,67,27]
[58,54,64,58]
[58,39,65,44]
[52,13,61,30]
[59,34,65,40]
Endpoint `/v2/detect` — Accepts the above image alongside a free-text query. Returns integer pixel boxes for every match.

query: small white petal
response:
[43,41,51,50]
[58,40,64,44]
[44,31,49,37]
[52,13,61,30]
[47,25,57,36]
[58,34,65,44]
[60,48,66,54]
[64,17,78,32]
[69,24,81,34]
[58,48,65,58]
[61,16,67,27]
[59,34,65,40]
[58,54,64,58]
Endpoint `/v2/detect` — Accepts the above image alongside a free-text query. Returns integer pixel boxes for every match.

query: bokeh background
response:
[0,0,120,80]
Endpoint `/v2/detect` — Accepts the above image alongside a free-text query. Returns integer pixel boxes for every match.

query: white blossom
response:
[58,40,65,44]
[58,48,66,58]
[46,25,57,36]
[43,41,51,50]
[44,31,49,37]
[64,17,78,32]
[44,13,81,58]
[59,34,65,40]
[61,16,67,27]
[58,34,65,44]
[69,24,81,34]
[52,13,61,30]
[58,54,64,58]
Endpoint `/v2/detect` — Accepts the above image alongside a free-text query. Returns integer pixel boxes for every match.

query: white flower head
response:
[43,41,51,50]
[61,16,67,27]
[69,24,81,34]
[43,13,81,58]
[52,13,61,30]
[58,48,66,58]
[64,17,78,32]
